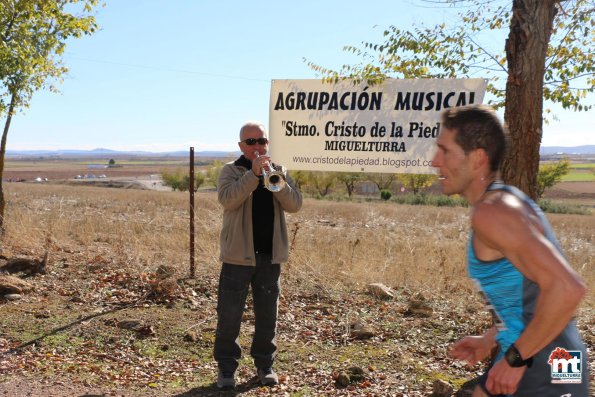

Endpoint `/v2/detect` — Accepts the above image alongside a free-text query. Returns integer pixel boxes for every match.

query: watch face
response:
[505,345,525,367]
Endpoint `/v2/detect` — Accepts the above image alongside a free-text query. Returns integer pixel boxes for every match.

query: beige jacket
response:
[218,161,302,266]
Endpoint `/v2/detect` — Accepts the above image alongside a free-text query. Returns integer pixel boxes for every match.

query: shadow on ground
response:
[172,376,263,396]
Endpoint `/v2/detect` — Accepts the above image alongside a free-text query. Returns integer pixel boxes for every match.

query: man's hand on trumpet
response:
[252,151,272,177]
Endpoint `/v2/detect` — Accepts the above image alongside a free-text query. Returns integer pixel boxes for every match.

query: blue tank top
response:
[467,181,563,359]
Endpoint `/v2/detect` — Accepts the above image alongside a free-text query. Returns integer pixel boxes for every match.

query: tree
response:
[185,173,205,192]
[536,158,570,198]
[162,169,205,192]
[367,173,396,197]
[502,1,558,200]
[108,158,116,166]
[309,171,337,197]
[206,160,225,188]
[287,169,309,191]
[0,0,100,231]
[336,172,363,197]
[307,0,594,199]
[397,174,437,195]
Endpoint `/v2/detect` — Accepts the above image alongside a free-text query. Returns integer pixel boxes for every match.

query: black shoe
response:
[257,367,278,386]
[217,370,236,390]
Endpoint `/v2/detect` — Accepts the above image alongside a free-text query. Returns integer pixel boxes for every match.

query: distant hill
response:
[539,145,595,155]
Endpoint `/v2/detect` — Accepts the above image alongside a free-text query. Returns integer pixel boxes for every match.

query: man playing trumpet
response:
[214,121,302,390]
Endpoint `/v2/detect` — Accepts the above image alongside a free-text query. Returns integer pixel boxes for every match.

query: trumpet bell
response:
[255,151,287,192]
[264,170,286,192]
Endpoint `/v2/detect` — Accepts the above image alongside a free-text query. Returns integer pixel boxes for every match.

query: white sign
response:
[269,78,486,174]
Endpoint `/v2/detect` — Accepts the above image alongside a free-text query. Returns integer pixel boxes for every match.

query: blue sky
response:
[7,0,593,152]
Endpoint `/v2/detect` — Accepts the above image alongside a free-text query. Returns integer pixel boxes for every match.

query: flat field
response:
[0,158,593,396]
[3,156,200,181]
[4,156,595,203]
[562,162,595,182]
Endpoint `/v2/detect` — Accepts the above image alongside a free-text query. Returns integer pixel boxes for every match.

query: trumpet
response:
[255,152,286,192]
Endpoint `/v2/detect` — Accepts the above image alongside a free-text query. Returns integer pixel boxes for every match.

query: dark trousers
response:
[213,254,280,373]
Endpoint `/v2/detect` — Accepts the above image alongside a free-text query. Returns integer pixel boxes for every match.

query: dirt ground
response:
[2,163,171,181]
[3,163,176,193]
[541,181,595,208]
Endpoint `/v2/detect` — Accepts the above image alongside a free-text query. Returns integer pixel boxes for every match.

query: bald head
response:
[238,120,269,160]
[239,121,266,141]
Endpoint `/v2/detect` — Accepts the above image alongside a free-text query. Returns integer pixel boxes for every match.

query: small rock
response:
[0,275,34,295]
[335,372,350,387]
[350,320,376,339]
[117,320,143,330]
[335,366,369,387]
[347,366,368,382]
[184,330,199,342]
[432,379,454,397]
[0,253,47,276]
[368,283,395,299]
[405,299,433,317]
[34,310,51,319]
[150,278,179,299]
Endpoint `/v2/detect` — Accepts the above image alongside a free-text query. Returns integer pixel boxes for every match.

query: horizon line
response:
[6,144,595,154]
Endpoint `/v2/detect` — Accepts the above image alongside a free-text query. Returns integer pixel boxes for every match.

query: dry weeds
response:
[0,183,592,396]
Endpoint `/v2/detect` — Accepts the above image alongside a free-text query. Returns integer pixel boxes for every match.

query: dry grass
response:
[287,201,471,295]
[4,183,217,271]
[4,182,593,306]
[0,182,593,396]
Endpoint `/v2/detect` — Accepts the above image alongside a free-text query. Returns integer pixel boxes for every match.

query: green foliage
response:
[161,169,204,192]
[306,0,594,112]
[537,159,571,198]
[392,193,469,208]
[380,189,392,201]
[206,160,225,188]
[306,0,594,199]
[543,0,595,111]
[188,173,205,191]
[108,158,116,166]
[561,162,595,182]
[287,170,309,191]
[0,0,100,115]
[538,199,591,215]
[562,172,595,182]
[396,174,437,195]
[0,0,101,230]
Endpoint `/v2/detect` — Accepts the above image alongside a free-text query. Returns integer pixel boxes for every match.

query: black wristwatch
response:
[504,344,533,367]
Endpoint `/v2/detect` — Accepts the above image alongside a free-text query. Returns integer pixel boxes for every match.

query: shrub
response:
[161,169,204,191]
[392,193,468,208]
[206,161,225,188]
[538,200,591,215]
[380,189,392,201]
[537,159,570,199]
[396,174,437,195]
